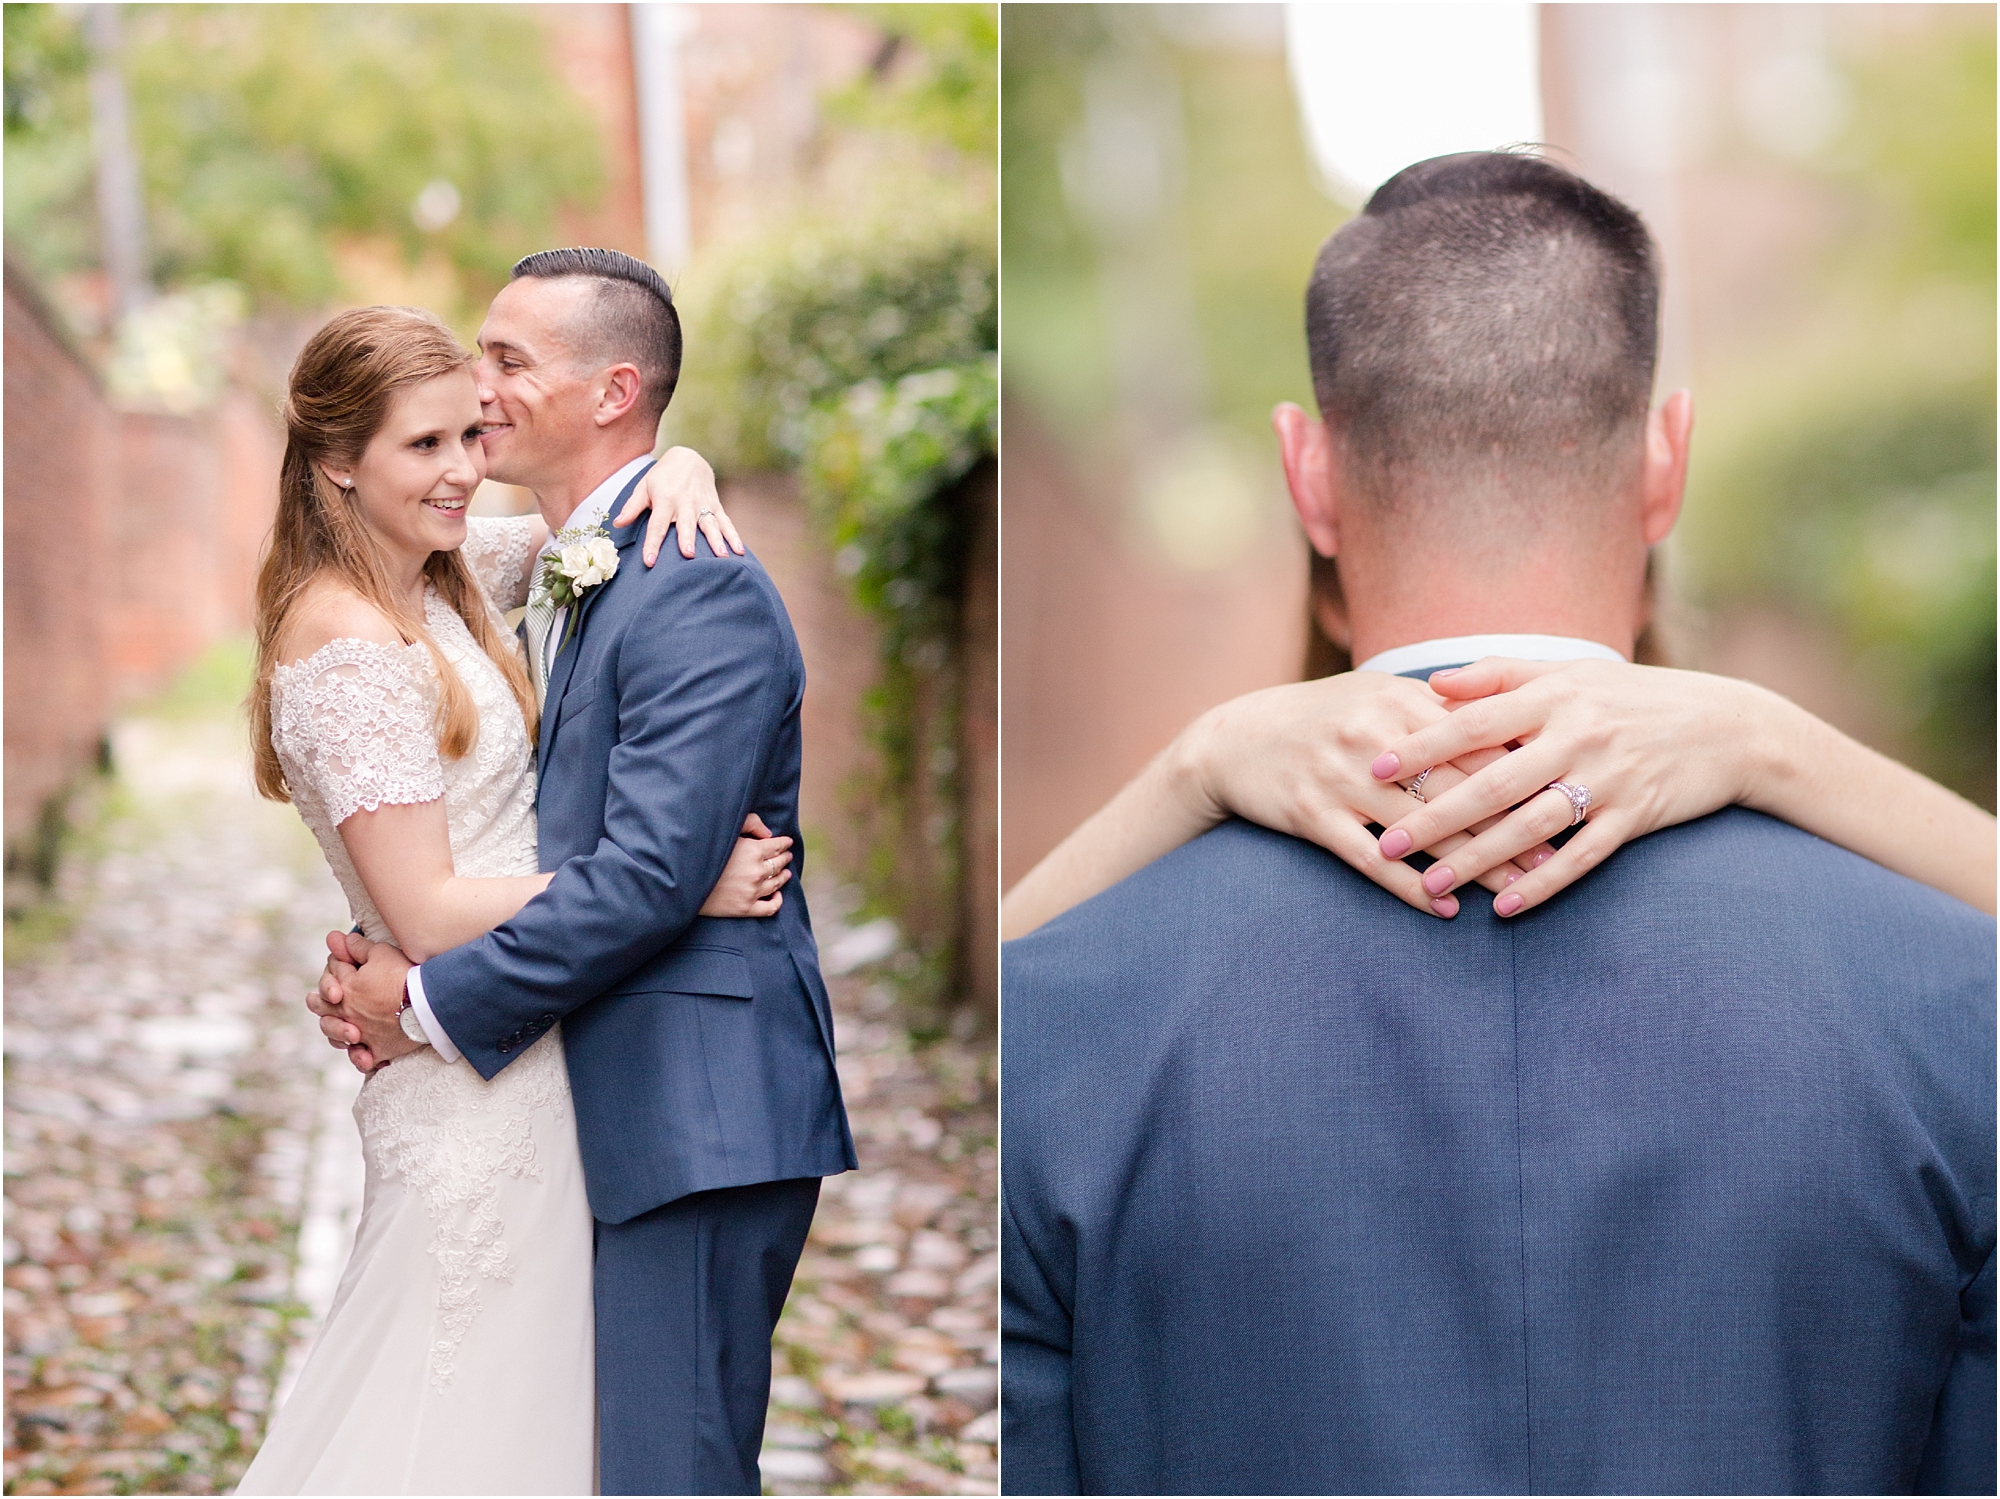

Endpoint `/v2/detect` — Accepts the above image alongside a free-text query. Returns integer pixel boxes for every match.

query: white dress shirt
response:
[404,453,654,1063]
[1357,633,1626,677]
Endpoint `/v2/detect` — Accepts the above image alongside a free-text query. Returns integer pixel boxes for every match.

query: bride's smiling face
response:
[322,367,487,571]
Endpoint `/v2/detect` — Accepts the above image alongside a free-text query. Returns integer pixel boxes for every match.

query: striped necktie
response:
[525,553,560,710]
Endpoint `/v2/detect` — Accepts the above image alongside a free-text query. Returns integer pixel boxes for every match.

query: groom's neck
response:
[532,435,656,532]
[1341,534,1645,666]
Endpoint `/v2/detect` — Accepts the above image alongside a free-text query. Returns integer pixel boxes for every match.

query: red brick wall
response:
[4,264,282,852]
[6,265,117,848]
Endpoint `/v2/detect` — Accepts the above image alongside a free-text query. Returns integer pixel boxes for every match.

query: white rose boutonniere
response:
[532,524,621,654]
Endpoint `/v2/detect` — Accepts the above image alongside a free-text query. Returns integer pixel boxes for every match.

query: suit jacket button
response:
[497,1039,512,1054]
[540,1013,556,1026]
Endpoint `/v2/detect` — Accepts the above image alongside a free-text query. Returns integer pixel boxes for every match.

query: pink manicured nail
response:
[1423,865,1455,896]
[1496,892,1525,916]
[1530,850,1551,868]
[1428,667,1460,680]
[1503,870,1519,885]
[1379,829,1414,859]
[1430,896,1458,918]
[1372,752,1401,780]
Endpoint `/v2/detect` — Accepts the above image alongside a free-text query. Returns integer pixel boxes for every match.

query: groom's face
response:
[474,276,600,491]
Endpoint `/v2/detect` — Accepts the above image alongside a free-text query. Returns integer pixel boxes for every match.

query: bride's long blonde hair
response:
[250,306,538,804]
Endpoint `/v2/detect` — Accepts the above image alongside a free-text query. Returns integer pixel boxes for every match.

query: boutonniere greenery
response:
[532,524,620,652]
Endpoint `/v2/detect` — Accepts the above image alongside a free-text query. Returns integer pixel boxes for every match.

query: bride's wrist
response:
[1162,709,1229,827]
[1730,678,1808,815]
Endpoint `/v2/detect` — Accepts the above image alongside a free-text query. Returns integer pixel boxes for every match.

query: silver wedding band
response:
[1405,768,1431,803]
[698,508,714,518]
[1549,780,1592,825]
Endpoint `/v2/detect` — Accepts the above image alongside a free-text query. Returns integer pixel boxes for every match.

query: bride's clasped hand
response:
[1002,654,1997,940]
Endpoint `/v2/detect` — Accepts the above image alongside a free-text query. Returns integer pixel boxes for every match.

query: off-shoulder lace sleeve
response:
[461,514,541,612]
[274,640,445,827]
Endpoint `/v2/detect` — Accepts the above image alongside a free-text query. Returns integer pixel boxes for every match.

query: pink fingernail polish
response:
[1429,667,1460,680]
[1503,870,1519,885]
[1530,850,1551,868]
[1379,829,1414,859]
[1423,865,1455,896]
[1496,892,1524,916]
[1431,896,1458,917]
[1372,752,1401,780]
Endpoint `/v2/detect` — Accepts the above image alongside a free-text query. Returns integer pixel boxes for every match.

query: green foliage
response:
[667,199,994,1012]
[1682,14,1995,808]
[998,6,1344,449]
[803,358,996,643]
[827,4,997,160]
[4,4,602,312]
[667,202,996,473]
[1830,21,1994,286]
[5,4,98,275]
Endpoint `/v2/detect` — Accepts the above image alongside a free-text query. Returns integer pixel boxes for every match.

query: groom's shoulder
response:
[1581,806,1992,951]
[615,531,791,621]
[1010,819,1336,947]
[1004,819,1392,1026]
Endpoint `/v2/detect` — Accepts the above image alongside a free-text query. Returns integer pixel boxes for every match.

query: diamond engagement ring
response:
[1405,768,1431,802]
[698,508,714,518]
[1549,780,1592,825]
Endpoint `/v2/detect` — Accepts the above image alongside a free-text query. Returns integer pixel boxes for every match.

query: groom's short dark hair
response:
[511,247,682,424]
[1305,152,1658,510]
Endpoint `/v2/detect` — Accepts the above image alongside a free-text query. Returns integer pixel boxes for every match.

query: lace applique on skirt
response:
[353,1033,571,1390]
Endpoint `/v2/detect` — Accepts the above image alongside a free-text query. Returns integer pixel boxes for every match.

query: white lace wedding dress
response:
[237,516,595,1496]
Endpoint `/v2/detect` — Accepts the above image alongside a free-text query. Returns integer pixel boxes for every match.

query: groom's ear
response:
[1639,388,1693,546]
[1274,403,1341,558]
[592,362,645,429]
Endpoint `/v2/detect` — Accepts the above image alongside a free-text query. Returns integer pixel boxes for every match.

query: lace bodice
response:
[461,513,540,613]
[269,581,538,944]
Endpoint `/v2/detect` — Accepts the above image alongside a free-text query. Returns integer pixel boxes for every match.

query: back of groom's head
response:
[511,247,683,424]
[1306,152,1658,519]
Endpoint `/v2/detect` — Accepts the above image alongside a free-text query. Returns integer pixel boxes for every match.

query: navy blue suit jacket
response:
[1002,811,1994,1494]
[423,464,856,1224]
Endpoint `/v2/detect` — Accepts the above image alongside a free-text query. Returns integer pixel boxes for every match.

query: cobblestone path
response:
[5,697,996,1496]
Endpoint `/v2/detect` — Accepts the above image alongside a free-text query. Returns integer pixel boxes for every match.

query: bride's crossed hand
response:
[1367,659,1748,916]
[1001,671,1562,939]
[1370,655,1998,918]
[1177,672,1557,918]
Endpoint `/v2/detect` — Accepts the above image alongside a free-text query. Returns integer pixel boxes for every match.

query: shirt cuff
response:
[404,964,463,1065]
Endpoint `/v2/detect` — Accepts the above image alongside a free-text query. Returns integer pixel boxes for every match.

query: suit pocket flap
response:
[555,684,600,724]
[613,944,754,1000]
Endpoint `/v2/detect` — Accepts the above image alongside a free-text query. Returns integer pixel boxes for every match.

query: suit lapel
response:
[537,460,655,768]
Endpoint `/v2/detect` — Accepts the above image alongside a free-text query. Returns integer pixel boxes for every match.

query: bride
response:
[236,305,764,1495]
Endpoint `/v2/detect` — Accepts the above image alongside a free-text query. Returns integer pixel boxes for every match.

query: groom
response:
[319,248,856,1494]
[1002,154,1994,1494]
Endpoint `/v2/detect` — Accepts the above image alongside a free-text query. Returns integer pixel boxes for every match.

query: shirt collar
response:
[1356,633,1627,677]
[540,454,654,554]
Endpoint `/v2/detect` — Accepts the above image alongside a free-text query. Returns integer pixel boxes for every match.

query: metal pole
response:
[630,4,693,277]
[83,3,151,318]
